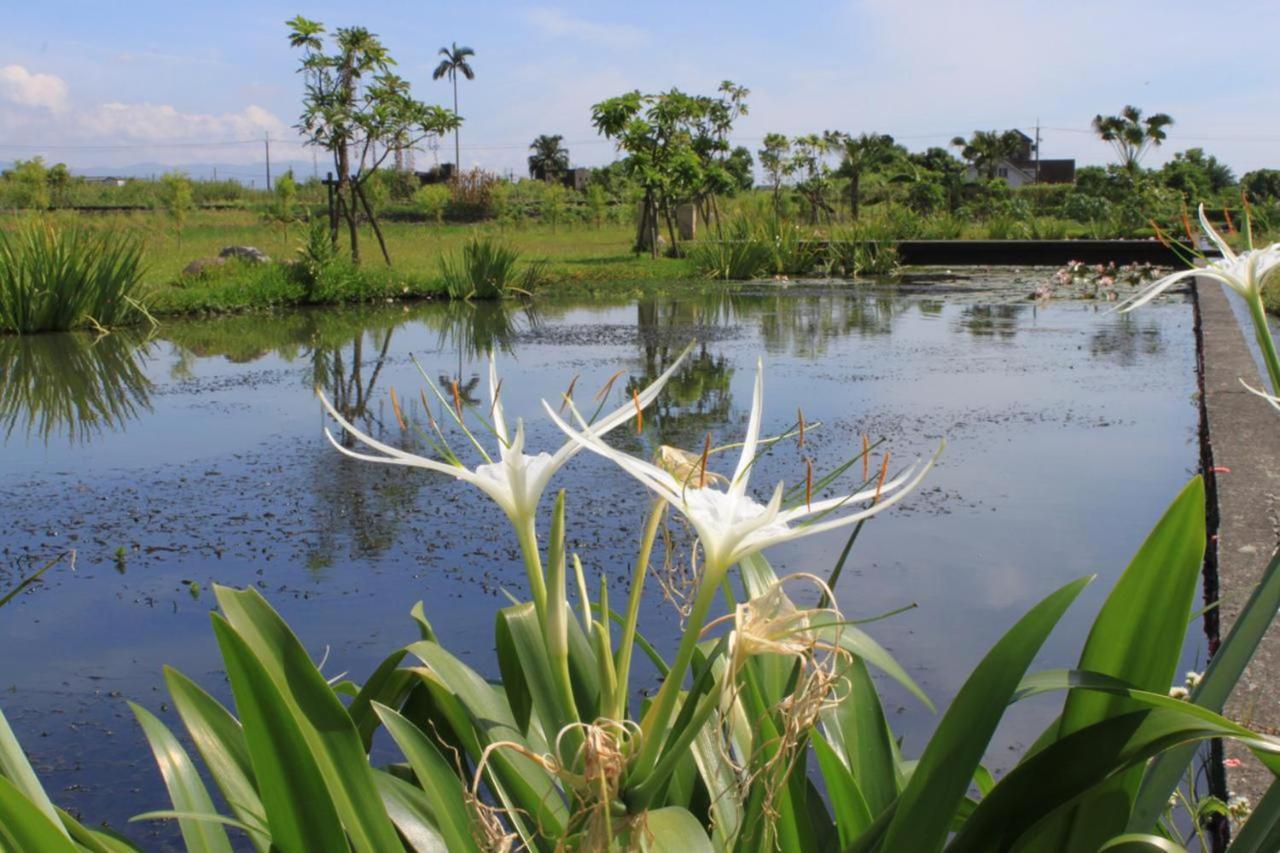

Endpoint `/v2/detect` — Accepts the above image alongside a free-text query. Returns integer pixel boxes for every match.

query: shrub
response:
[0,221,150,333]
[438,236,547,299]
[687,219,772,280]
[412,184,450,225]
[448,168,499,221]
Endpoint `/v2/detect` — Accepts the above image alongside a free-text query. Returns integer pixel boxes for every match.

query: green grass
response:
[0,209,699,318]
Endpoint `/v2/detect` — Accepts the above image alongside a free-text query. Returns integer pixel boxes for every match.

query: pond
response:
[0,274,1200,846]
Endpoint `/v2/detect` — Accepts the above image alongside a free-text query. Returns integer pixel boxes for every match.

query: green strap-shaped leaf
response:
[407,639,568,844]
[1050,478,1205,851]
[129,702,233,853]
[949,706,1277,851]
[877,576,1092,852]
[211,613,348,853]
[162,666,269,849]
[821,654,900,819]
[373,702,481,853]
[0,704,67,839]
[345,649,411,750]
[0,775,78,852]
[213,585,400,852]
[1133,548,1280,830]
[371,770,450,853]
[813,730,872,846]
[639,806,715,852]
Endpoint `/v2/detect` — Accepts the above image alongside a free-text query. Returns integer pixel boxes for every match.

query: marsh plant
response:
[437,236,548,299]
[0,221,151,333]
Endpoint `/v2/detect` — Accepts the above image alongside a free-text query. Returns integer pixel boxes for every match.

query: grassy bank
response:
[1,209,697,316]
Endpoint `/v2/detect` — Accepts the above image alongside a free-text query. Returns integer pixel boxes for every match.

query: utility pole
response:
[1034,118,1041,184]
[213,166,217,182]
[264,132,273,191]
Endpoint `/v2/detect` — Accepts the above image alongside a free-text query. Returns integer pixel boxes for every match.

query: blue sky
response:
[2,1,1278,179]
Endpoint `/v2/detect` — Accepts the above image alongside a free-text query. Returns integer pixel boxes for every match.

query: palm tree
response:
[950,130,1025,181]
[432,42,475,169]
[836,133,898,218]
[1092,105,1174,173]
[528,134,570,182]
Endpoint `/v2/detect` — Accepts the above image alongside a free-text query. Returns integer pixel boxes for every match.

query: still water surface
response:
[0,278,1199,844]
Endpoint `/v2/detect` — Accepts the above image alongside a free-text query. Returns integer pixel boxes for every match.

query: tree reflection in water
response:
[0,329,154,444]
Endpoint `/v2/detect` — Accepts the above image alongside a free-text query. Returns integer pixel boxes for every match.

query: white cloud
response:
[0,65,292,166]
[522,8,647,49]
[0,65,68,112]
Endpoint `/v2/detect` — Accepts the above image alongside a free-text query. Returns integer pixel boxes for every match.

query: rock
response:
[218,246,271,264]
[182,256,227,277]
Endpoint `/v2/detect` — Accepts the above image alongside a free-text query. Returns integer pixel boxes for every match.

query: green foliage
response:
[287,15,459,264]
[2,158,51,210]
[1094,105,1176,172]
[0,221,149,333]
[411,183,450,224]
[528,134,570,182]
[686,219,772,280]
[159,171,195,236]
[437,236,547,299]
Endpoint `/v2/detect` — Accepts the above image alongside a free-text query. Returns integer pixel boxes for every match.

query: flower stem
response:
[631,560,723,786]
[1246,291,1280,397]
[514,514,548,625]
[613,498,665,719]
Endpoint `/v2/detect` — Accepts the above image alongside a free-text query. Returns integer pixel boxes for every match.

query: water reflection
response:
[0,330,154,443]
[954,304,1028,339]
[1090,314,1166,366]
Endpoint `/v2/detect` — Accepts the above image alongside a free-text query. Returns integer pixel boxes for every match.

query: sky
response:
[2,0,1278,183]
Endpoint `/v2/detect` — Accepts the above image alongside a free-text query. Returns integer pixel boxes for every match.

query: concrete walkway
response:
[1196,278,1280,806]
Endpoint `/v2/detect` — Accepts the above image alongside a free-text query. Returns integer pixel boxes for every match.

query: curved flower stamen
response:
[543,356,940,581]
[1118,204,1280,314]
[318,343,694,526]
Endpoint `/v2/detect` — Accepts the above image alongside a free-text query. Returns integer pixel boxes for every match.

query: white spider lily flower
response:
[544,357,939,580]
[1117,204,1280,313]
[317,345,692,527]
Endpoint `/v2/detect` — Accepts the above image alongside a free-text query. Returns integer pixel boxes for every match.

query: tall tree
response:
[289,16,458,265]
[1092,105,1174,173]
[836,132,899,218]
[592,86,745,256]
[432,42,475,169]
[528,134,570,182]
[758,133,791,216]
[790,133,838,224]
[950,130,1025,181]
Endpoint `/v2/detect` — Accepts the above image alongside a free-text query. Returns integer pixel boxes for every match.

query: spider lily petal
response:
[1120,204,1280,313]
[319,343,693,525]
[543,358,938,581]
[1240,378,1280,413]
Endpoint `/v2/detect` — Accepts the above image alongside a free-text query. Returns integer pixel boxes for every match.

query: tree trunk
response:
[452,76,461,169]
[338,189,360,265]
[355,182,392,266]
[850,173,860,220]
